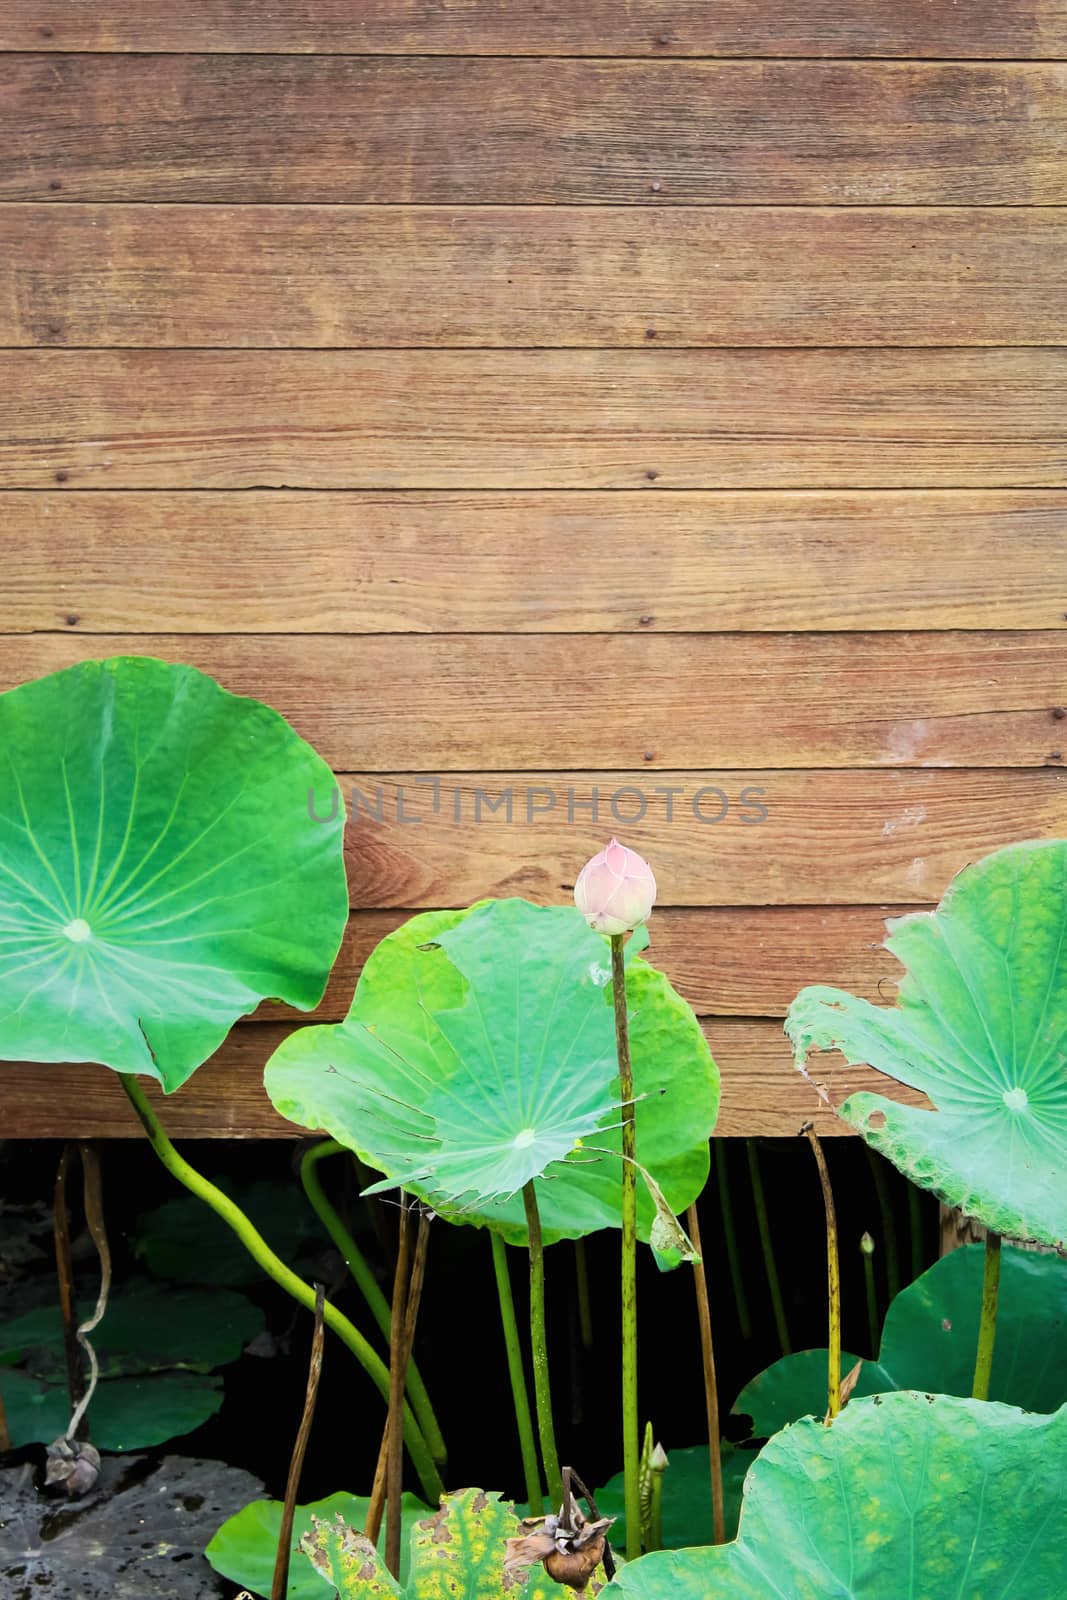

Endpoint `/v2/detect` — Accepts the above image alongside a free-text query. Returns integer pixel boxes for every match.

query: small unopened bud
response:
[860,1231,875,1255]
[650,1442,669,1473]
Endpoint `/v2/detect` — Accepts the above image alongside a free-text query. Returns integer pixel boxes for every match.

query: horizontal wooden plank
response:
[5,2,1066,58]
[0,1020,929,1141]
[8,206,1067,348]
[3,58,1066,204]
[6,490,1067,634]
[2,634,1067,769]
[4,350,1066,490]
[327,770,1067,906]
[256,905,919,1024]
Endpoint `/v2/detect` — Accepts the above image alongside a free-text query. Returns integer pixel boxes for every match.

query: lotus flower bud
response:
[574,838,656,936]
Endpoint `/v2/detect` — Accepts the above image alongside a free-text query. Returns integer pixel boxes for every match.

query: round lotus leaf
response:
[609,1394,1067,1598]
[787,839,1067,1248]
[0,656,348,1091]
[265,899,718,1244]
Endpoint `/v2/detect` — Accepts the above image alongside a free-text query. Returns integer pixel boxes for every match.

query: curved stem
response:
[686,1201,725,1543]
[746,1139,791,1357]
[610,932,640,1562]
[714,1139,752,1341]
[972,1232,1002,1401]
[300,1140,446,1465]
[120,1074,443,1504]
[491,1230,544,1517]
[522,1180,562,1508]
[805,1126,841,1421]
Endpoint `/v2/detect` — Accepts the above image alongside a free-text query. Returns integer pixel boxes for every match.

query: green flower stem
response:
[490,1230,544,1518]
[805,1126,841,1421]
[864,1144,901,1301]
[746,1139,791,1357]
[610,931,641,1563]
[300,1139,447,1465]
[861,1233,879,1358]
[972,1231,1002,1401]
[522,1180,563,1509]
[120,1074,443,1504]
[714,1139,752,1341]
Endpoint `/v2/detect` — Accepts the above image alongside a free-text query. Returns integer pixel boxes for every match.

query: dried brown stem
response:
[686,1201,726,1542]
[271,1285,326,1600]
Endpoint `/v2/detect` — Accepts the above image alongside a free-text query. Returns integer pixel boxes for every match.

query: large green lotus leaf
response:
[264,900,718,1244]
[299,1488,607,1599]
[2,1365,224,1450]
[609,1394,1067,1598]
[724,1245,1067,1517]
[0,656,348,1092]
[786,839,1067,1249]
[206,1491,431,1598]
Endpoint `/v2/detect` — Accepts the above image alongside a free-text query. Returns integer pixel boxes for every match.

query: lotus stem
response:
[522,1180,563,1509]
[66,1143,111,1443]
[908,1181,924,1281]
[746,1139,791,1356]
[490,1230,544,1518]
[610,931,641,1562]
[805,1125,841,1421]
[53,1145,86,1430]
[972,1231,1002,1401]
[648,1445,666,1553]
[573,1239,594,1350]
[714,1138,752,1341]
[864,1144,900,1302]
[272,1285,325,1600]
[861,1232,879,1358]
[686,1200,725,1543]
[385,1201,413,1579]
[119,1074,443,1505]
[300,1139,446,1465]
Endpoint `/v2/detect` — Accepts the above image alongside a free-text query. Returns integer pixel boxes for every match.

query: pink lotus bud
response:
[574,838,656,936]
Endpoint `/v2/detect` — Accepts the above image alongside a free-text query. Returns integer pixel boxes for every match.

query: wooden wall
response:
[1,3,1065,1139]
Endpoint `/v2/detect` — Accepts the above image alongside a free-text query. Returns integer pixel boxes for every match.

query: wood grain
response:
[4,58,1066,204]
[256,905,918,1024]
[0,1019,929,1141]
[4,349,1066,490]
[4,1,1066,57]
[6,490,1066,634]
[2,634,1066,770]
[327,770,1067,907]
[8,205,1067,349]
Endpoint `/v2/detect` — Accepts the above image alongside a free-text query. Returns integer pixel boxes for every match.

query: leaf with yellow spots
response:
[608,1393,1067,1598]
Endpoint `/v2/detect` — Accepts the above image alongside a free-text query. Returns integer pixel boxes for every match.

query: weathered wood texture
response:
[3,58,1067,205]
[7,206,1067,349]
[0,1020,929,1141]
[5,1,1067,57]
[2,635,1066,770]
[1,10,1065,1140]
[3,349,1066,490]
[5,490,1065,634]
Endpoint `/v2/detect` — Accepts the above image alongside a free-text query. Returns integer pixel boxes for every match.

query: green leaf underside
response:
[2,1365,224,1450]
[0,656,348,1091]
[206,1492,431,1599]
[0,1280,264,1379]
[265,901,718,1245]
[720,1245,1067,1526]
[300,1489,606,1599]
[786,839,1067,1248]
[610,1394,1067,1598]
